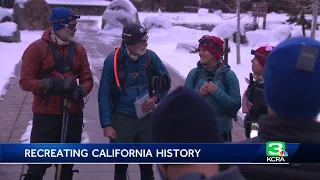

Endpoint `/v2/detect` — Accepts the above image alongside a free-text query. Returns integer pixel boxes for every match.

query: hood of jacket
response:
[257,115,320,143]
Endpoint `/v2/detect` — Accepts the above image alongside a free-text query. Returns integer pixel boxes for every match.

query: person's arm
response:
[242,89,250,114]
[78,45,93,96]
[211,70,241,114]
[98,52,115,128]
[150,51,171,102]
[19,43,42,93]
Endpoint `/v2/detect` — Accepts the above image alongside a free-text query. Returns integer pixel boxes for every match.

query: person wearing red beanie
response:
[184,35,241,142]
[242,45,274,139]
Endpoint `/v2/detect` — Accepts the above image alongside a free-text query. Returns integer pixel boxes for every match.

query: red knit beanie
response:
[198,36,224,60]
[252,45,275,67]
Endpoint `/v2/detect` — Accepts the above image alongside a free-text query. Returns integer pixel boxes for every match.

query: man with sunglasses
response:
[19,7,93,180]
[98,23,171,180]
[242,45,274,139]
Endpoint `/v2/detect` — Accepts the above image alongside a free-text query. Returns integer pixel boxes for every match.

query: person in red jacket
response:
[19,7,93,180]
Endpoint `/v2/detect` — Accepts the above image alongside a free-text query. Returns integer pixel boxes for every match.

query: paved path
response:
[0,19,245,180]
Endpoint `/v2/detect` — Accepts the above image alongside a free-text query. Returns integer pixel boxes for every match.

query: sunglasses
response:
[64,23,77,29]
[50,14,80,23]
[198,35,224,55]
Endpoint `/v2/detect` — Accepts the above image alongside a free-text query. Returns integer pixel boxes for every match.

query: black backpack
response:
[113,46,154,98]
[40,42,76,77]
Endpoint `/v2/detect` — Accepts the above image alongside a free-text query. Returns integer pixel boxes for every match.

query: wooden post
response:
[262,15,267,29]
[311,0,318,39]
[224,38,230,64]
[236,0,241,64]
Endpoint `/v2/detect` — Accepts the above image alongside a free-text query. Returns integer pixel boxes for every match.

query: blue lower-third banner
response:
[0,143,319,163]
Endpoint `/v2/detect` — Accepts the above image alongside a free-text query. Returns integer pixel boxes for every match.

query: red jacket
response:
[19,28,93,115]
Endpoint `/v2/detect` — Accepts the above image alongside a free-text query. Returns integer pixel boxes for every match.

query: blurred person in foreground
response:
[238,36,320,180]
[19,7,93,180]
[98,23,171,180]
[151,86,246,180]
[242,45,274,138]
[184,35,241,142]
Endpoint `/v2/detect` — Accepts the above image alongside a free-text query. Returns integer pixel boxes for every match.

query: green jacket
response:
[185,63,241,133]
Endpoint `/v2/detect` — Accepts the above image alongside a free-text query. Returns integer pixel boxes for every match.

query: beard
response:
[136,48,147,56]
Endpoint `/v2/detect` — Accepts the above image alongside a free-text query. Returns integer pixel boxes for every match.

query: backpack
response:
[34,42,77,104]
[113,46,154,98]
[40,42,76,77]
[191,68,238,121]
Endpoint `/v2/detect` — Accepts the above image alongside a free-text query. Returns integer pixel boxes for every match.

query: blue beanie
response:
[264,36,320,120]
[49,8,79,31]
[151,86,223,143]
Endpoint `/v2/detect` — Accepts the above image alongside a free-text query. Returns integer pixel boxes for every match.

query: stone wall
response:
[48,4,107,16]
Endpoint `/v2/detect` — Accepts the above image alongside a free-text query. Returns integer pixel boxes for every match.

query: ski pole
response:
[56,99,71,180]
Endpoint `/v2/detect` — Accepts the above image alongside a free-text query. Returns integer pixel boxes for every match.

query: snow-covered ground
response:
[0,31,44,97]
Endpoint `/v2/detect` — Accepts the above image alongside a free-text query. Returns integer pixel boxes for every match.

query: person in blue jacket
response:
[98,23,171,180]
[184,35,241,142]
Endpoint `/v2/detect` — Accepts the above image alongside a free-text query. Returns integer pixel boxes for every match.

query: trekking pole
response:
[56,99,71,180]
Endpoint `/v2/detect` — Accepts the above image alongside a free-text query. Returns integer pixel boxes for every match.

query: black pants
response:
[244,122,251,139]
[111,112,154,180]
[23,112,83,180]
[220,132,232,142]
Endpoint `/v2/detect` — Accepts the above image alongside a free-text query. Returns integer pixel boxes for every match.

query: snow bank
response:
[143,16,172,30]
[0,7,12,22]
[167,26,210,42]
[15,0,31,8]
[198,8,209,16]
[175,42,198,53]
[211,22,245,39]
[102,0,139,30]
[0,22,17,36]
[246,24,292,46]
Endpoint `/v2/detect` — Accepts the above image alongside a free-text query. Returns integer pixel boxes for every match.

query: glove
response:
[41,77,78,95]
[65,85,87,101]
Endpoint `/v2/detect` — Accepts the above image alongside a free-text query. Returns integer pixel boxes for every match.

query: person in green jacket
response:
[184,35,241,142]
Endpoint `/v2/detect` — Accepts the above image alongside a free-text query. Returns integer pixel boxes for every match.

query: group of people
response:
[18,7,320,180]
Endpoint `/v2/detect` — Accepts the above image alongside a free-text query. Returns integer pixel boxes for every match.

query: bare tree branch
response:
[215,0,236,12]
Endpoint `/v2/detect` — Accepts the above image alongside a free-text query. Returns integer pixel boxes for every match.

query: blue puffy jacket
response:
[184,63,241,133]
[98,42,171,128]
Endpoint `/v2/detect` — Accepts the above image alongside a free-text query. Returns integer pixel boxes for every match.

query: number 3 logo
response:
[266,141,285,156]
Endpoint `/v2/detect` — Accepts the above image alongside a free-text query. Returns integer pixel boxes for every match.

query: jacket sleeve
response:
[211,70,241,114]
[242,89,250,114]
[98,53,115,128]
[19,43,42,93]
[78,45,93,95]
[151,51,171,102]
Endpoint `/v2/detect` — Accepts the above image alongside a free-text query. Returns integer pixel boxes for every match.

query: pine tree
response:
[286,8,312,36]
